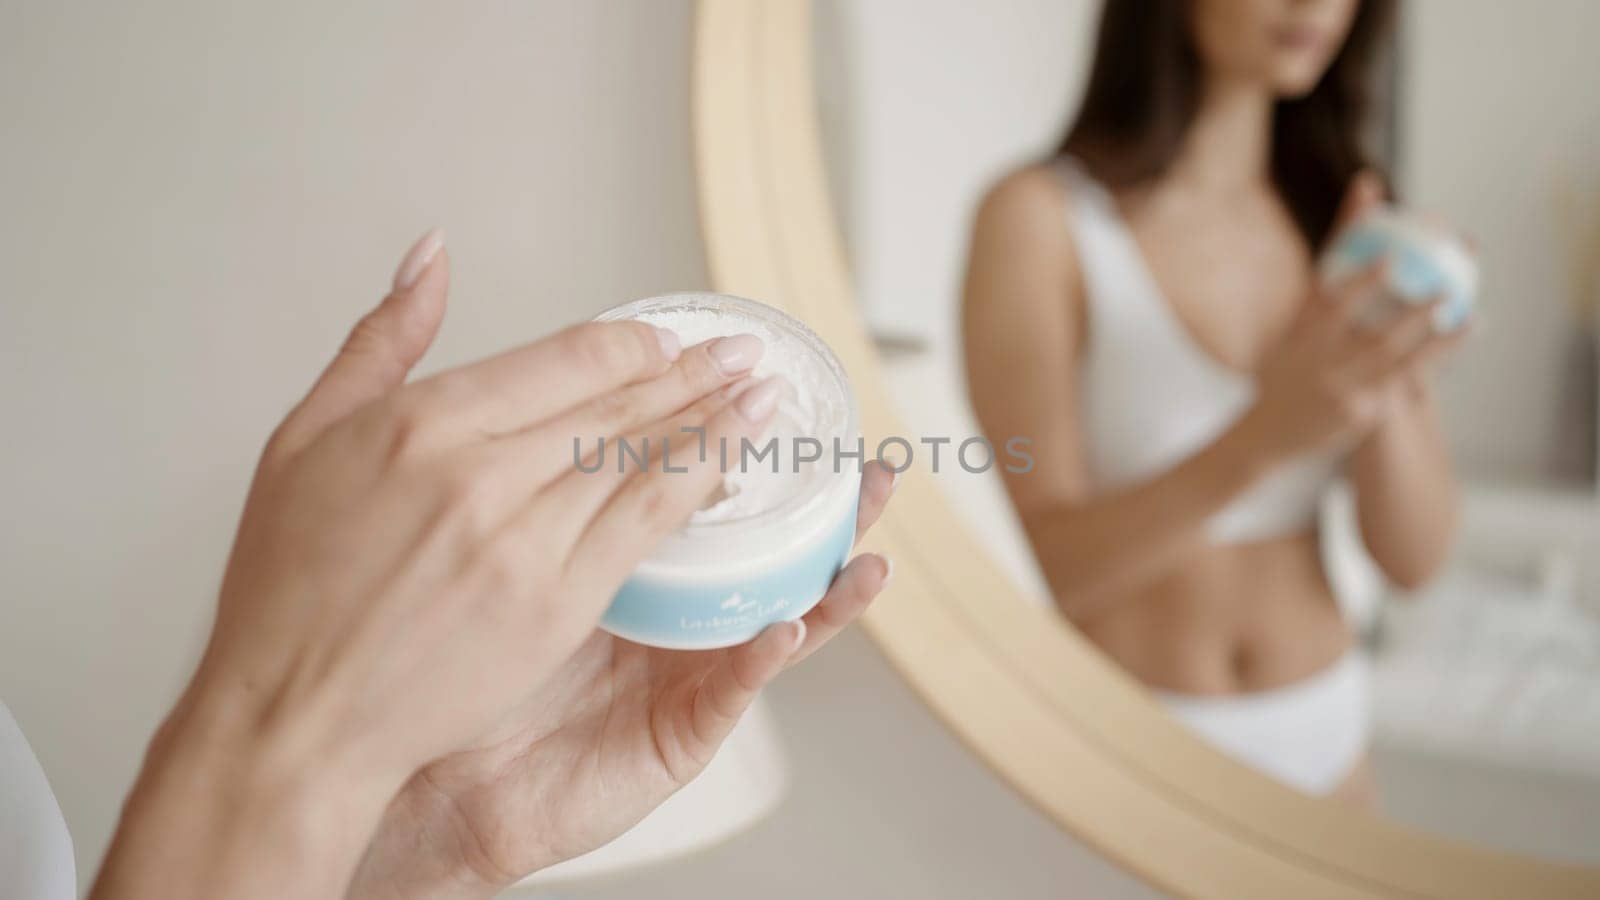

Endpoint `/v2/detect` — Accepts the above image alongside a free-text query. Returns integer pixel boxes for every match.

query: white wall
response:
[817,0,1101,604]
[824,0,1097,347]
[1404,0,1600,483]
[0,2,1163,896]
[0,0,708,881]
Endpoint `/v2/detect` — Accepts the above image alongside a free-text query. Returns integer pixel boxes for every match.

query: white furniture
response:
[1373,484,1600,777]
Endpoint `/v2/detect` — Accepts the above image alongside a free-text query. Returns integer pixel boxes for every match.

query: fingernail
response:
[393,228,445,291]
[734,376,784,422]
[787,619,808,654]
[709,333,765,376]
[880,555,894,584]
[655,327,682,363]
[878,451,909,475]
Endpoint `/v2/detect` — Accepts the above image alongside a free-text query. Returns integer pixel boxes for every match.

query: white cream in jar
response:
[593,293,860,650]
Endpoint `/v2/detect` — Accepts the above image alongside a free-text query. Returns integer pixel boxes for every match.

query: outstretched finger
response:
[407,319,683,439]
[271,229,449,458]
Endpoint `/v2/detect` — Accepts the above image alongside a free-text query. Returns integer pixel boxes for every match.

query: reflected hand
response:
[1235,173,1468,465]
[1240,267,1466,462]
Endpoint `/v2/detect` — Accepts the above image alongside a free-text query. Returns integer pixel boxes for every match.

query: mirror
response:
[807,0,1600,869]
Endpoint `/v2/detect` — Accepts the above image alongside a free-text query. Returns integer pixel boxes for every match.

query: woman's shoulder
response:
[964,160,1084,324]
[974,159,1074,238]
[969,160,1081,289]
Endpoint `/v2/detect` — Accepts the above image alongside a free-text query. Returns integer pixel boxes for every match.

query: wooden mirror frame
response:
[690,1,1600,897]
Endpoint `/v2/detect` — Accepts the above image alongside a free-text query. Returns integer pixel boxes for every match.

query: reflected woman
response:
[963,0,1464,804]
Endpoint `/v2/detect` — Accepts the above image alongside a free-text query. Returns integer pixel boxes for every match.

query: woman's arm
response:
[962,169,1456,620]
[1335,174,1463,591]
[90,232,896,900]
[93,690,399,900]
[1347,375,1459,589]
[89,233,784,900]
[962,169,1272,619]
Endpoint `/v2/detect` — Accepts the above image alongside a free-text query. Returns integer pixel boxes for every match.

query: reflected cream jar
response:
[593,293,861,650]
[1320,208,1478,331]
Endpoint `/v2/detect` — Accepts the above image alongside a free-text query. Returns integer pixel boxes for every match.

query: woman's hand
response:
[92,231,831,900]
[1231,175,1468,468]
[1233,265,1464,465]
[349,462,896,900]
[200,230,784,781]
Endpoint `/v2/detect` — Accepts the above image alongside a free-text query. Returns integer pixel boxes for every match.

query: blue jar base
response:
[599,495,860,650]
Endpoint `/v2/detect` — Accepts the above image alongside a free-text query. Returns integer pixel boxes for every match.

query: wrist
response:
[349,785,510,900]
[162,671,407,809]
[1359,376,1434,452]
[93,683,403,900]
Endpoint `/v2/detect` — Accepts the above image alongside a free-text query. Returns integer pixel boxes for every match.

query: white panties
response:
[1155,652,1371,795]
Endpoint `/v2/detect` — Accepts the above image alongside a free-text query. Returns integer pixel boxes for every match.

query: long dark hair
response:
[1059,0,1397,249]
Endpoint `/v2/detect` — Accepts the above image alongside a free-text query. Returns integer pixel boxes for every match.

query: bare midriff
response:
[1075,530,1349,695]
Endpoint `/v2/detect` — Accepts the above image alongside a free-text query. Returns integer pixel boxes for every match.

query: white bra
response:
[1053,157,1342,544]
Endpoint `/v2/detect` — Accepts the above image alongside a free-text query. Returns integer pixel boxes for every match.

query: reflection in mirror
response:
[816,0,1600,863]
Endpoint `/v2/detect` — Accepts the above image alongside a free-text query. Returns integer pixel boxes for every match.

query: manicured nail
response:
[709,333,764,376]
[735,376,784,422]
[393,228,445,291]
[655,327,682,363]
[881,555,894,585]
[787,619,808,654]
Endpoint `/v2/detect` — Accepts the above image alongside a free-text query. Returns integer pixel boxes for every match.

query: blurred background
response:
[2,1,1597,897]
[820,0,1600,487]
[815,0,1600,873]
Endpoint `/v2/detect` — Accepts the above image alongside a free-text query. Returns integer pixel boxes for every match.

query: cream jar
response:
[593,293,861,650]
[1320,208,1479,332]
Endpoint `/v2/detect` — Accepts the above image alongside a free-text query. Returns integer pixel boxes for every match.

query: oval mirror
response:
[693,1,1600,896]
